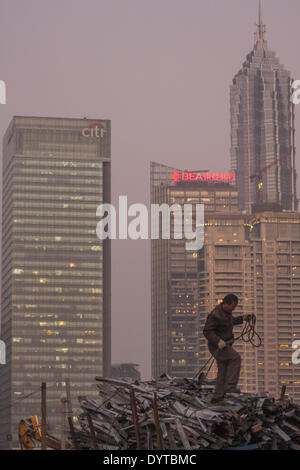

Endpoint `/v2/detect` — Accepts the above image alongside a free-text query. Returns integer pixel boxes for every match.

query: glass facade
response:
[0,116,111,449]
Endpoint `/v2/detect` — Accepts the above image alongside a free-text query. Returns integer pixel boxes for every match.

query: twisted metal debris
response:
[74,376,300,450]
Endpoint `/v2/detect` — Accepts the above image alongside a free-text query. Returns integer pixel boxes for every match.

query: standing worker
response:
[203,294,254,404]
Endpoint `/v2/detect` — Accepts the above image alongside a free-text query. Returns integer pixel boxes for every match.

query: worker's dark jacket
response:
[203,304,243,351]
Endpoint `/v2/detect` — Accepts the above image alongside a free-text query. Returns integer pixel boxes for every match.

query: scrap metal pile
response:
[74,375,300,450]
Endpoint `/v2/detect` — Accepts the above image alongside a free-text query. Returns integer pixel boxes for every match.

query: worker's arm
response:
[233,315,243,325]
[234,314,255,325]
[203,314,221,347]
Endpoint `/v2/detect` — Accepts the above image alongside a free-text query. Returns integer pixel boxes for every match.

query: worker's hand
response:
[217,339,227,350]
[243,314,255,322]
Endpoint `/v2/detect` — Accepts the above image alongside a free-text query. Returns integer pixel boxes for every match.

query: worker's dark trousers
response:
[209,345,241,399]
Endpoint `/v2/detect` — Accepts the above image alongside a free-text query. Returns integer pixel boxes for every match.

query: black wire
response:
[235,315,262,348]
[192,355,215,379]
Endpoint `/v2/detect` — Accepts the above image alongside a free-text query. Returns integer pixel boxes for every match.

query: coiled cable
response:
[235,315,262,347]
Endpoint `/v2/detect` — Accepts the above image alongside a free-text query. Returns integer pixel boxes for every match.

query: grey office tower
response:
[0,116,111,449]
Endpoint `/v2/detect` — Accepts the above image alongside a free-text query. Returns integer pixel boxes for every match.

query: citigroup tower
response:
[0,116,111,448]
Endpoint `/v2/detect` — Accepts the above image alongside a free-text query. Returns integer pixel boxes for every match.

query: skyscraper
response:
[248,211,300,400]
[230,2,297,213]
[150,162,240,378]
[151,162,300,401]
[0,116,111,449]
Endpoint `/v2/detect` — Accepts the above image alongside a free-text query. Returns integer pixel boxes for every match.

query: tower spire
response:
[259,0,262,26]
[255,0,266,43]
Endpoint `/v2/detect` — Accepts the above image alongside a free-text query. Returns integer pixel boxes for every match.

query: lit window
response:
[13,269,24,275]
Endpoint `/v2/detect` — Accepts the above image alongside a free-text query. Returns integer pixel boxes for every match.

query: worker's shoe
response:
[210,396,225,404]
[225,387,240,394]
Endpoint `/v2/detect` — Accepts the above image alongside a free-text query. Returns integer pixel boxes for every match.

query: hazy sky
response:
[1,0,300,379]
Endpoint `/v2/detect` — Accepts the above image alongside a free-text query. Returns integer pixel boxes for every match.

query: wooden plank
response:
[146,426,153,450]
[166,423,177,449]
[152,392,163,450]
[130,387,142,450]
[68,416,79,449]
[41,382,47,450]
[86,411,99,450]
[175,419,191,450]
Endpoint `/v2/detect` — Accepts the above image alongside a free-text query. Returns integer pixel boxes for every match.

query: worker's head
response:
[221,294,238,313]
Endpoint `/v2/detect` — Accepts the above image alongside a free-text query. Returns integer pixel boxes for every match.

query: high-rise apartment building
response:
[199,211,300,400]
[151,162,240,378]
[151,162,300,402]
[0,116,111,448]
[249,211,300,400]
[230,3,297,213]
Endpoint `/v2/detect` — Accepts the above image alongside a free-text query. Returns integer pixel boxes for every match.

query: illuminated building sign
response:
[82,122,105,138]
[172,171,236,183]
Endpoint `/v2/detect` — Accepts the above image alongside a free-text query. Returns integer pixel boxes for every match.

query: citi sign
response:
[82,122,105,138]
